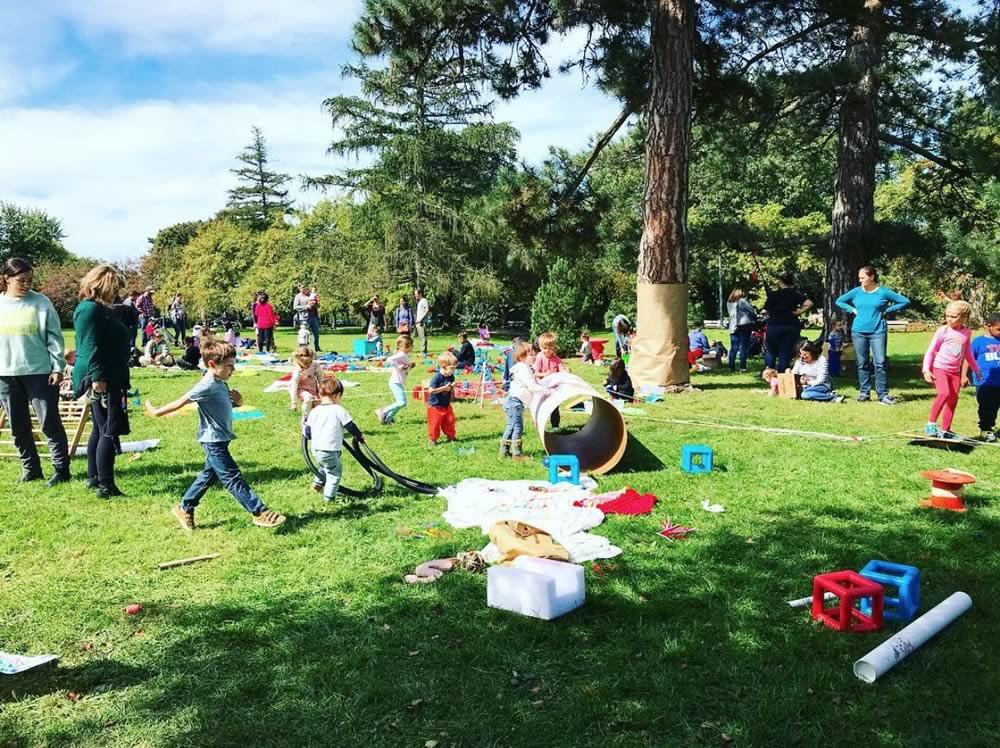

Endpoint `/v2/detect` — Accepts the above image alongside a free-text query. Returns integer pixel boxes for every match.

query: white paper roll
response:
[853,592,972,684]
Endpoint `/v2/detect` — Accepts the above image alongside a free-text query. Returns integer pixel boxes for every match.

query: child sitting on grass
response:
[579,332,594,363]
[304,378,364,501]
[792,341,844,402]
[455,331,476,370]
[426,351,458,447]
[376,334,414,425]
[923,300,981,438]
[177,336,201,370]
[965,311,1000,442]
[761,368,780,396]
[502,341,550,459]
[290,345,321,416]
[366,320,384,356]
[604,357,634,401]
[145,340,286,529]
[534,332,566,428]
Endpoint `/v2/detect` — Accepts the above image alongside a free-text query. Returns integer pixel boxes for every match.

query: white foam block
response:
[487,557,585,620]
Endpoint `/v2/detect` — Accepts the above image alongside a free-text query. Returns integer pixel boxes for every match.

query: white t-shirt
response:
[387,351,410,386]
[306,403,354,451]
[509,361,545,404]
[416,298,429,323]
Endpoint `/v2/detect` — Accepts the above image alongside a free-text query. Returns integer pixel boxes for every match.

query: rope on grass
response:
[623,410,866,443]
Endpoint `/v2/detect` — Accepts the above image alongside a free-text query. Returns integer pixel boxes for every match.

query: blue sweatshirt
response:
[971,334,1000,387]
[834,286,910,334]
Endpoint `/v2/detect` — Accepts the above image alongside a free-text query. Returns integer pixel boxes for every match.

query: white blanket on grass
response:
[440,478,622,563]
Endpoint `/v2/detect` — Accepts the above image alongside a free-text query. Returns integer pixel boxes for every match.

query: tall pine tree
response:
[226,126,293,230]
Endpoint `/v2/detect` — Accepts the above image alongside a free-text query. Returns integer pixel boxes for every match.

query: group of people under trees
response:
[1,255,998,520]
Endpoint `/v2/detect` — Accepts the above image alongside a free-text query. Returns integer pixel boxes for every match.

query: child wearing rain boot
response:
[500,341,549,459]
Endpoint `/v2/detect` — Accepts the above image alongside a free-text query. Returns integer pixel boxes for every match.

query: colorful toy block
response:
[681,444,713,474]
[544,454,580,485]
[859,560,920,622]
[811,570,884,633]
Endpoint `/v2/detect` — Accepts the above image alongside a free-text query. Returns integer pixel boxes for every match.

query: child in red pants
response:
[426,352,457,447]
[922,300,981,438]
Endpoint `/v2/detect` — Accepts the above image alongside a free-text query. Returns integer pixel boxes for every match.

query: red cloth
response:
[427,404,456,441]
[575,487,656,515]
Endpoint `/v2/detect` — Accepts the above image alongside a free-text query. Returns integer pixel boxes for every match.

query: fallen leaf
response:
[408,650,420,656]
[639,594,650,603]
[81,642,93,651]
[745,537,754,544]
[592,563,604,576]
[701,722,717,729]
[531,700,544,708]
[128,453,142,462]
[425,741,438,748]
[134,629,145,637]
[721,733,734,744]
[382,624,391,631]
[529,686,541,694]
[409,699,423,708]
[67,692,81,702]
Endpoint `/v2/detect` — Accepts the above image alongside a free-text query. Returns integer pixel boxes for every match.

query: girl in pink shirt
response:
[533,332,566,428]
[922,300,981,437]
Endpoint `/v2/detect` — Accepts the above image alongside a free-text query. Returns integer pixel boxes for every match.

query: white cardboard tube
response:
[853,592,972,684]
[787,591,835,608]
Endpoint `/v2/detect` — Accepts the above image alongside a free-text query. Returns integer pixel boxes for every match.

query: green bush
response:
[530,258,597,355]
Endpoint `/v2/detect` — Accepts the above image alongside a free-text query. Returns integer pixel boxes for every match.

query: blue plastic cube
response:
[859,560,920,622]
[353,338,377,357]
[681,444,713,474]
[544,454,580,485]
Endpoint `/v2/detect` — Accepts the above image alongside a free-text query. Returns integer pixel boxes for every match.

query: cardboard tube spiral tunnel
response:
[528,372,628,475]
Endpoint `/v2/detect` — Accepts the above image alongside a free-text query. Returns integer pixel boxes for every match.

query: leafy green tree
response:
[225,126,293,230]
[0,202,69,266]
[142,220,207,290]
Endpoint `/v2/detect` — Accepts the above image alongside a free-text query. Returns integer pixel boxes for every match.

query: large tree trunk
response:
[630,0,694,388]
[827,0,883,327]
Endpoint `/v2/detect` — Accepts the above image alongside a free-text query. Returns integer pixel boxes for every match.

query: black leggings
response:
[88,399,120,489]
[257,327,275,352]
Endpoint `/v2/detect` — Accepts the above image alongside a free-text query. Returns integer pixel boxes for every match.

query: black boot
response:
[47,470,71,487]
[19,470,43,483]
[96,484,125,499]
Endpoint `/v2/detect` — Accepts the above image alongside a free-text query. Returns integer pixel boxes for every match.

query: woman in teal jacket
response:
[0,257,70,484]
[835,264,909,405]
[73,265,131,498]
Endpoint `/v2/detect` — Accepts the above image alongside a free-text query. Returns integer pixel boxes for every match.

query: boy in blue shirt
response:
[426,351,457,447]
[965,312,1000,442]
[146,340,287,529]
[826,319,846,377]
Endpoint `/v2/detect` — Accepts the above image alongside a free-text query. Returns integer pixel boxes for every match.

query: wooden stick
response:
[157,553,220,571]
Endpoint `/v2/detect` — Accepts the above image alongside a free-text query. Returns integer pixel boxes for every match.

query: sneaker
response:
[834,395,845,403]
[939,430,957,440]
[924,422,939,437]
[879,396,897,406]
[172,505,195,531]
[982,431,998,443]
[374,408,385,425]
[252,509,287,528]
[857,393,870,403]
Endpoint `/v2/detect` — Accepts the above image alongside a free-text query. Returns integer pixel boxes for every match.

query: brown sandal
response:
[252,509,287,528]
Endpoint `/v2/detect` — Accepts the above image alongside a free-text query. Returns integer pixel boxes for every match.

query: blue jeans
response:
[382,382,407,422]
[852,331,888,399]
[182,441,265,514]
[765,324,800,372]
[313,449,342,501]
[502,396,525,441]
[728,325,752,370]
[801,383,838,402]
[307,316,321,350]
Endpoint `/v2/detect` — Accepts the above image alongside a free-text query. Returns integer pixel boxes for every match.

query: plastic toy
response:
[488,557,585,620]
[811,570,884,633]
[544,454,580,485]
[859,560,920,623]
[920,468,976,512]
[353,338,378,357]
[681,444,713,473]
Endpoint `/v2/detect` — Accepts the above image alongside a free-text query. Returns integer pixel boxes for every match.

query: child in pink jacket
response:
[922,300,981,438]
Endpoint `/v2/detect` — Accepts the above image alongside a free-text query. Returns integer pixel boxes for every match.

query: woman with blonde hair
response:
[72,265,132,498]
[726,288,757,373]
[0,257,71,485]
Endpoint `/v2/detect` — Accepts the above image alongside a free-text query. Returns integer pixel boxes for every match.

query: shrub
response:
[35,259,95,326]
[530,258,597,355]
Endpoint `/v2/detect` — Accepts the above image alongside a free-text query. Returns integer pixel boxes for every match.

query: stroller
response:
[749,318,766,358]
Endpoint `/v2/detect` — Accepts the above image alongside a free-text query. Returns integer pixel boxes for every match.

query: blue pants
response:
[827,350,842,377]
[313,449,342,501]
[307,316,321,350]
[182,441,265,514]
[502,396,525,441]
[852,331,888,399]
[728,325,752,370]
[764,324,800,372]
[801,383,838,402]
[382,382,407,422]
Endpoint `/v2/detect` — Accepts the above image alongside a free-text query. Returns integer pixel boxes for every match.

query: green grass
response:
[2,329,999,746]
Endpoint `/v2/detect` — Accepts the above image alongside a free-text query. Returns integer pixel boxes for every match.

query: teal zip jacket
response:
[0,290,66,376]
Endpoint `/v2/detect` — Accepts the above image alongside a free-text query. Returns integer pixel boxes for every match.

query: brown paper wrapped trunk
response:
[629,282,690,387]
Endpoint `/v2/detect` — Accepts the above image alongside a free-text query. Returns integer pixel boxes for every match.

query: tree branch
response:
[558,101,638,204]
[738,18,839,74]
[878,131,972,178]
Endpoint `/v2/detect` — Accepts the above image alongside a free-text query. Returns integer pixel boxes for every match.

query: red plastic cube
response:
[811,570,884,633]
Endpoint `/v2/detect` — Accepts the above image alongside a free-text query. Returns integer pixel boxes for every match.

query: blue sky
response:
[0,1,622,261]
[0,1,982,262]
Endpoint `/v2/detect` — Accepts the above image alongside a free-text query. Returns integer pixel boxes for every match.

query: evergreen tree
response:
[226,126,293,230]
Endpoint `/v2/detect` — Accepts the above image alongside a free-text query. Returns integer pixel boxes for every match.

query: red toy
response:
[811,570,884,633]
[920,468,975,513]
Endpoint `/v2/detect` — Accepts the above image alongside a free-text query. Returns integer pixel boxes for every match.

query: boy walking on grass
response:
[145,340,286,529]
[426,351,457,447]
[305,378,365,501]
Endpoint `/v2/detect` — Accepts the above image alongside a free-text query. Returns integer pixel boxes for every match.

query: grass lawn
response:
[2,328,999,746]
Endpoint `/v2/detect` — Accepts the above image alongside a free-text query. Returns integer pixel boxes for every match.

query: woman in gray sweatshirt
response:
[0,257,70,484]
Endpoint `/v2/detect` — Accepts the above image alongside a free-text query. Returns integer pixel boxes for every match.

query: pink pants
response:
[929,368,961,431]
